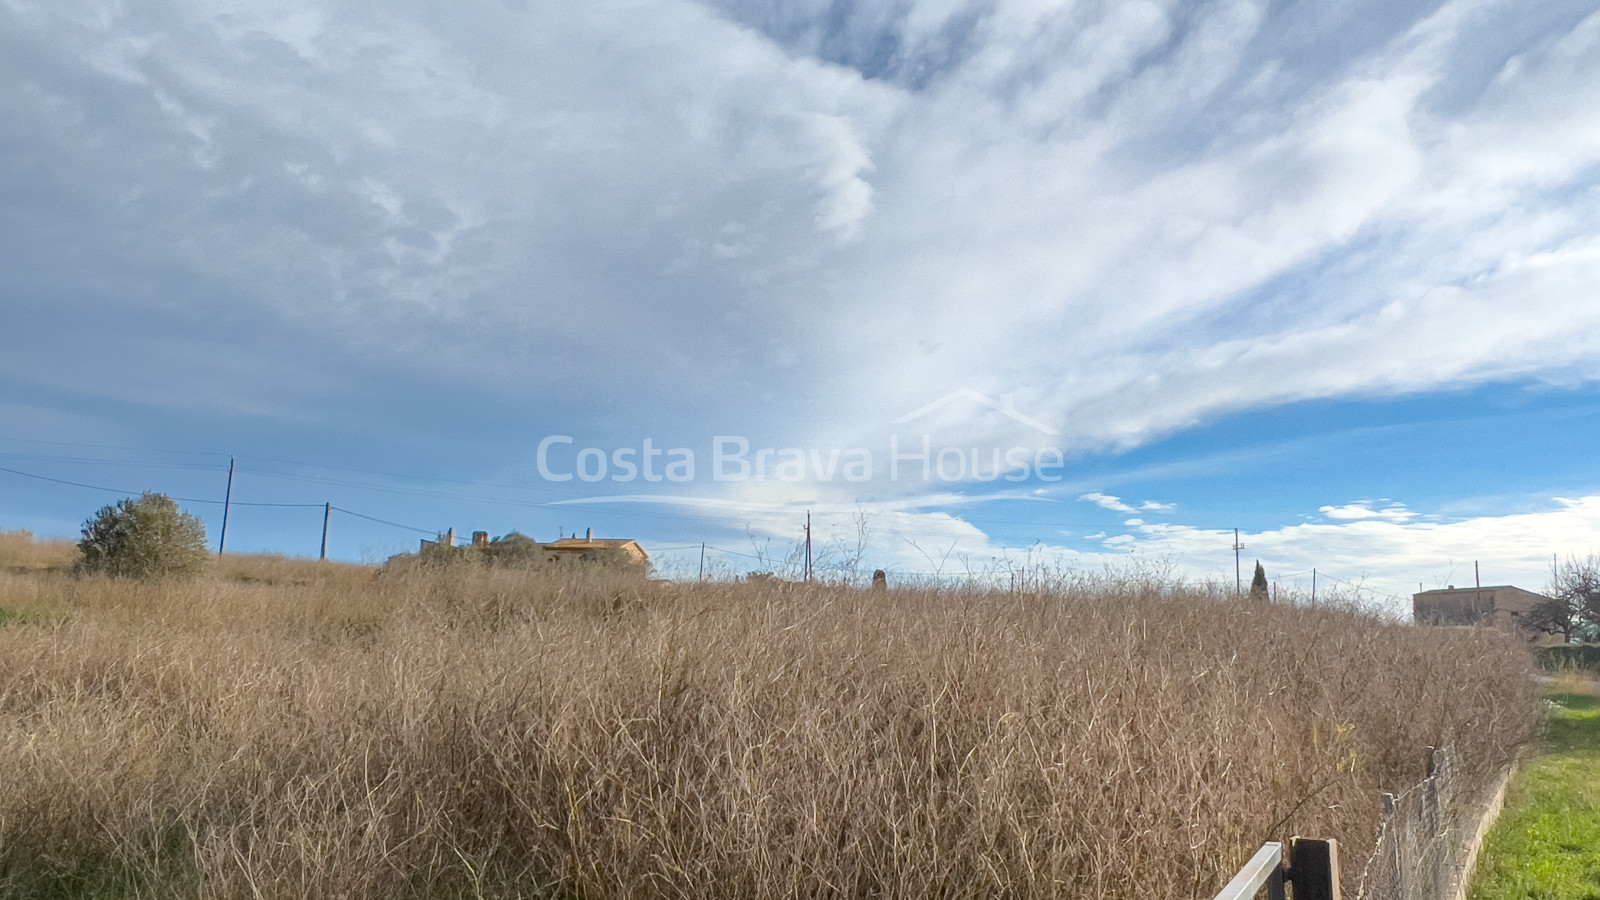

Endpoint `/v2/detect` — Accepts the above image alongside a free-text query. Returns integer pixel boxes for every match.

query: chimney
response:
[473,531,489,549]
[585,527,593,541]
[442,528,455,548]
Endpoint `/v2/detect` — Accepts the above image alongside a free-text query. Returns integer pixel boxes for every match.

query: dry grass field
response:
[0,529,77,573]
[0,533,1541,900]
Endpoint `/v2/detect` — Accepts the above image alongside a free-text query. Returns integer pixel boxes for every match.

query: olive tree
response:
[78,492,210,579]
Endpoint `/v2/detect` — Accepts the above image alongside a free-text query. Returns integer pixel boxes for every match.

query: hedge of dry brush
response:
[0,557,1540,899]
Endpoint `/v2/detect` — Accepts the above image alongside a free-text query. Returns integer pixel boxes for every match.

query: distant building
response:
[541,528,649,566]
[418,527,648,568]
[1412,585,1564,645]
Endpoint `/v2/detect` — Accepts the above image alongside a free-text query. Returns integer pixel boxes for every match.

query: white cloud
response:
[1080,492,1136,513]
[646,491,1600,614]
[1319,502,1418,522]
[1080,494,1176,515]
[1084,495,1600,611]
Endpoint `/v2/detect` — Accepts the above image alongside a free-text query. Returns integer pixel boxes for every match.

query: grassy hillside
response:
[0,533,1542,899]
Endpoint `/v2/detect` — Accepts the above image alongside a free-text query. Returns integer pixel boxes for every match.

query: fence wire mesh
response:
[1355,749,1505,900]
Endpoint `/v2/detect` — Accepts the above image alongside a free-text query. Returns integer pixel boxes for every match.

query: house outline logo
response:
[892,388,1060,436]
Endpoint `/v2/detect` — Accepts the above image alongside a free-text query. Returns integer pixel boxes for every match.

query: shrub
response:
[77,493,210,579]
[1537,644,1600,672]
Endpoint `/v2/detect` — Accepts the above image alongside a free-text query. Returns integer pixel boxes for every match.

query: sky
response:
[3,0,1600,609]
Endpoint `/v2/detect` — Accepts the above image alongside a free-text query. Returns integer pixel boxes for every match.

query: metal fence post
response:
[1290,837,1342,900]
[1383,791,1405,900]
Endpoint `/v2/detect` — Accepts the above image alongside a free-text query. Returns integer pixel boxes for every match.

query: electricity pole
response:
[1233,528,1243,595]
[698,542,706,582]
[320,502,332,561]
[218,456,235,557]
[800,512,812,582]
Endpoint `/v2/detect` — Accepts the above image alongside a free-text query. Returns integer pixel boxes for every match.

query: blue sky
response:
[3,0,1600,607]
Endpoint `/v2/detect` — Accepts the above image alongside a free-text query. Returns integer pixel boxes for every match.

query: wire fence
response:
[1354,748,1512,900]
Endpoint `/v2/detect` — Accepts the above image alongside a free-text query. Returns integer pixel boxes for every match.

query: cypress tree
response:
[1250,560,1269,601]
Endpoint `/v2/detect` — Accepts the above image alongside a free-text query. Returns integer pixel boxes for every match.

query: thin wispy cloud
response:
[1079,493,1176,515]
[1080,493,1138,514]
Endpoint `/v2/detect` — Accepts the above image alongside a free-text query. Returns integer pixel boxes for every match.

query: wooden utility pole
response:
[1233,529,1244,595]
[698,542,706,582]
[805,512,812,583]
[1312,569,1318,605]
[218,456,235,557]
[320,502,332,561]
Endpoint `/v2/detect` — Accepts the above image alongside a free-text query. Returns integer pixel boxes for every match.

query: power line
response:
[0,463,162,497]
[329,506,437,536]
[0,449,1099,537]
[0,463,238,506]
[0,463,337,509]
[225,497,329,510]
[1313,571,1409,604]
[0,452,223,472]
[705,545,768,561]
[0,437,229,461]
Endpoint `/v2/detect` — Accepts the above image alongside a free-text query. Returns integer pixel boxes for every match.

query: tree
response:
[1250,560,1269,601]
[1529,554,1600,643]
[77,492,210,579]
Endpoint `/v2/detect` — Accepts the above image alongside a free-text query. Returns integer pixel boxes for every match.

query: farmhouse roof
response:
[547,537,643,551]
[544,534,648,561]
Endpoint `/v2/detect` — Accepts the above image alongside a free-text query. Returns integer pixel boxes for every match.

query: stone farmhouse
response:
[1412,584,1564,646]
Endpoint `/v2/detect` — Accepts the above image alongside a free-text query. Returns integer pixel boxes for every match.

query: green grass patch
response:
[0,821,200,900]
[1469,691,1600,900]
[0,606,61,627]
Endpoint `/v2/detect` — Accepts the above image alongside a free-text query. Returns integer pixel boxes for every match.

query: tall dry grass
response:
[0,547,1540,899]
[0,528,77,573]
